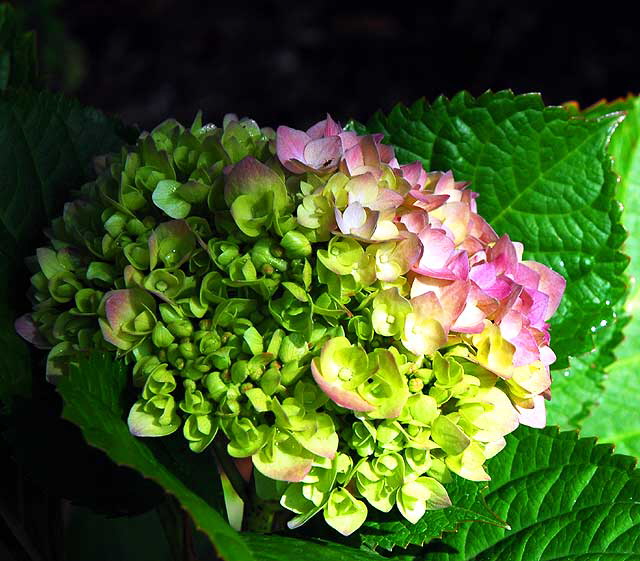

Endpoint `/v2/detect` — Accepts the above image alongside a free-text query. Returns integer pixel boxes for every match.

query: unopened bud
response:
[409,378,424,393]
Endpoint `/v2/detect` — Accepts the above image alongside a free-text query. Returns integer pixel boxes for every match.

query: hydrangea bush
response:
[15,112,565,536]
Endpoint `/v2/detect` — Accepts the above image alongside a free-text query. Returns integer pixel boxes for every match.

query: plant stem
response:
[211,438,250,505]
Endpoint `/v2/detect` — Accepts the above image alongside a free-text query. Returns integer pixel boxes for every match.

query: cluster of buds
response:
[16,112,565,536]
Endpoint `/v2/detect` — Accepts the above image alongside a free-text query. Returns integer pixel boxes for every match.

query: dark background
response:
[17,0,640,131]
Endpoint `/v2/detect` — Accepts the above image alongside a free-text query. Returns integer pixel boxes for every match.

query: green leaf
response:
[0,90,135,411]
[423,426,640,560]
[57,353,255,561]
[366,91,627,370]
[343,119,367,135]
[546,312,625,429]
[0,89,136,261]
[0,4,38,90]
[243,534,391,561]
[577,96,640,457]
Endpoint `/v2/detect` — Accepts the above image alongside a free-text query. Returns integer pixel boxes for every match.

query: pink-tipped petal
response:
[522,260,566,320]
[311,358,375,412]
[276,126,311,172]
[516,394,547,428]
[401,161,428,189]
[104,289,135,330]
[370,189,405,212]
[514,263,541,289]
[15,314,50,349]
[440,279,471,326]
[377,143,397,166]
[252,448,313,483]
[303,137,342,171]
[539,345,556,366]
[360,135,382,169]
[469,214,499,244]
[308,114,343,139]
[339,130,360,151]
[411,290,448,330]
[488,235,519,275]
[416,227,455,272]
[400,209,430,234]
[410,192,450,211]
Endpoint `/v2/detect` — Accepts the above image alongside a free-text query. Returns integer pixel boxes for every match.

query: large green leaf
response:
[57,353,255,561]
[0,89,136,410]
[0,4,37,90]
[366,91,627,371]
[578,96,640,457]
[422,426,640,560]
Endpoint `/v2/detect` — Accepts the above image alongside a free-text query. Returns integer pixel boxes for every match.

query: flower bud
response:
[204,372,227,401]
[250,239,288,272]
[179,340,198,359]
[183,414,218,453]
[152,322,175,348]
[167,319,193,338]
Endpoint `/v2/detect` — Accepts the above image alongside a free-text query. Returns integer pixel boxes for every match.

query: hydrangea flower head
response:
[16,112,565,536]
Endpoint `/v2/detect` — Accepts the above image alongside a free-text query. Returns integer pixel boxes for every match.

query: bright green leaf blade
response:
[579,96,640,457]
[57,354,255,561]
[581,314,640,458]
[366,91,627,370]
[567,96,640,201]
[546,313,626,429]
[424,426,640,560]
